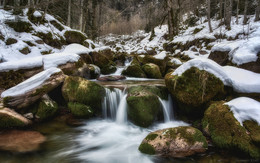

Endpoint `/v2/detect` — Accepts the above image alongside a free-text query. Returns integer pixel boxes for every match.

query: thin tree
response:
[67,0,71,27]
[236,0,239,24]
[207,0,213,32]
[225,0,232,30]
[255,0,260,21]
[243,0,248,25]
[79,0,84,31]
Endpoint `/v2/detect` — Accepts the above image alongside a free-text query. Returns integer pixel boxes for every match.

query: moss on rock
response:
[127,86,163,127]
[35,32,64,49]
[165,67,224,117]
[62,76,105,112]
[141,56,167,75]
[5,20,33,33]
[142,63,162,79]
[202,102,260,158]
[64,30,87,45]
[122,58,146,78]
[68,102,94,118]
[6,38,18,45]
[35,96,59,121]
[139,126,208,157]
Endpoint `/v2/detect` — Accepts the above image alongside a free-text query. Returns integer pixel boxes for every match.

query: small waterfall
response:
[159,94,174,122]
[116,94,128,124]
[102,88,127,121]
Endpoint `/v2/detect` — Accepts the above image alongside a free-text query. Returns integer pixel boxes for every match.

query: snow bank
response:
[225,97,260,126]
[63,43,91,55]
[170,58,182,65]
[154,51,167,60]
[43,52,80,69]
[1,67,61,98]
[0,57,43,72]
[173,58,260,93]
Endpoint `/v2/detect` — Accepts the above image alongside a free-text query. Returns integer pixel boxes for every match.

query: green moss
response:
[35,32,64,49]
[165,67,224,116]
[24,41,36,47]
[244,121,260,145]
[62,76,105,112]
[41,50,52,55]
[6,38,17,45]
[122,58,146,78]
[145,134,158,141]
[27,8,47,25]
[91,52,116,75]
[35,98,59,121]
[128,85,168,100]
[5,21,33,32]
[50,20,64,31]
[19,47,31,54]
[193,27,203,34]
[165,127,208,148]
[0,113,27,128]
[202,102,260,158]
[141,56,167,75]
[142,63,162,79]
[138,143,156,155]
[64,30,87,45]
[68,102,93,118]
[127,88,161,128]
[0,70,24,89]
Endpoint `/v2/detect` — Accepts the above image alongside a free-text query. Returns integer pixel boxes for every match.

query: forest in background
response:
[0,0,259,39]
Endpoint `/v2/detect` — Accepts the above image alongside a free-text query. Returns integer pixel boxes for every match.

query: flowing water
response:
[0,85,253,163]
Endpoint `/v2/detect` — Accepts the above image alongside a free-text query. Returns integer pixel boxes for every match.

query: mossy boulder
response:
[139,126,208,157]
[141,56,167,75]
[62,76,105,112]
[142,63,162,79]
[88,64,101,79]
[64,30,87,45]
[202,102,260,158]
[50,20,64,31]
[27,8,46,25]
[19,47,31,54]
[35,32,65,49]
[5,20,33,33]
[90,52,116,74]
[34,95,59,121]
[68,102,94,118]
[0,105,31,129]
[122,58,146,78]
[127,86,164,127]
[165,67,224,117]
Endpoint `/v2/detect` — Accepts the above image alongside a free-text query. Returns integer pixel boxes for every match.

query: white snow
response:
[63,43,91,55]
[1,67,61,98]
[33,11,42,17]
[154,51,167,60]
[43,52,80,69]
[225,97,260,126]
[173,58,260,93]
[170,58,182,65]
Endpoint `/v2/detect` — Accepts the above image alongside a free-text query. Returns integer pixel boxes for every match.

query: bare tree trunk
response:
[243,0,248,24]
[79,0,84,31]
[92,0,98,39]
[225,0,232,30]
[67,0,71,27]
[220,0,223,20]
[236,0,239,24]
[207,0,213,32]
[255,0,260,21]
[166,0,174,39]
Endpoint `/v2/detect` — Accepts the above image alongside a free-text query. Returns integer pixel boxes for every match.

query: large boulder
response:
[64,30,87,45]
[0,130,46,153]
[141,56,167,75]
[208,49,230,66]
[2,68,65,110]
[62,76,105,112]
[90,51,116,74]
[202,101,260,158]
[122,58,146,78]
[0,104,31,128]
[139,126,208,157]
[126,86,165,127]
[142,63,162,79]
[165,67,224,117]
[34,95,59,121]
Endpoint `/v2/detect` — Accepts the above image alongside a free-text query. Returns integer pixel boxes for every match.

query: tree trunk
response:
[225,0,232,30]
[207,0,213,32]
[67,0,71,27]
[91,0,98,39]
[255,0,260,21]
[243,0,248,24]
[236,0,239,24]
[79,0,84,31]
[166,0,174,39]
[220,0,223,20]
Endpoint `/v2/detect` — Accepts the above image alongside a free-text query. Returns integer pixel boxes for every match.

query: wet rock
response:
[97,75,126,81]
[202,101,260,158]
[208,50,230,66]
[90,51,116,74]
[165,67,224,117]
[142,63,162,79]
[64,30,87,45]
[139,126,208,157]
[68,102,94,118]
[141,56,167,75]
[122,58,146,78]
[0,105,31,128]
[62,76,105,112]
[127,86,164,127]
[0,130,46,153]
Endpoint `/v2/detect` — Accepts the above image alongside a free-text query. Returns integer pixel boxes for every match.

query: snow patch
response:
[1,67,61,98]
[225,97,260,126]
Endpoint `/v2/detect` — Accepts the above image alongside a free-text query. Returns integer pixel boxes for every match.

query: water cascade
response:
[158,94,174,122]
